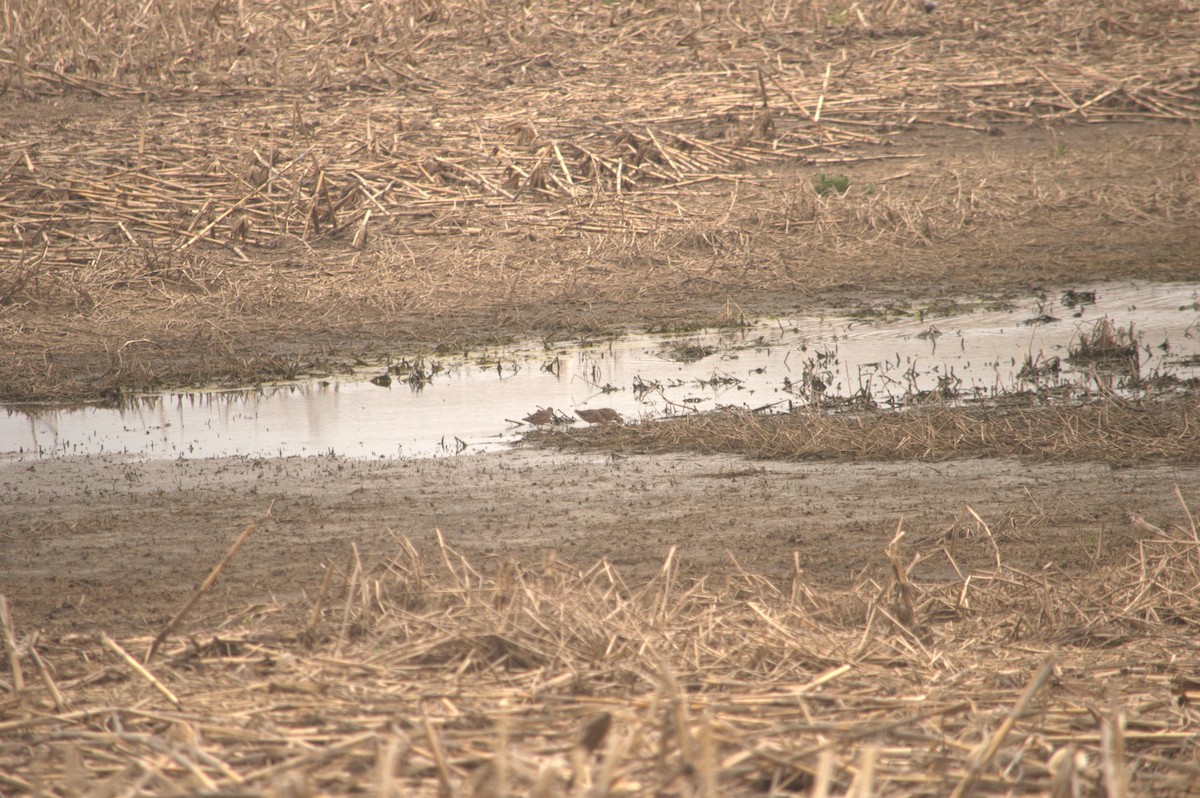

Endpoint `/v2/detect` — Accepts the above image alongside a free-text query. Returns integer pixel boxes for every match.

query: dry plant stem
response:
[28,643,67,712]
[1101,702,1129,798]
[377,735,403,798]
[697,710,718,798]
[1173,483,1199,543]
[811,749,835,798]
[950,657,1058,798]
[335,542,365,656]
[966,506,1003,572]
[100,633,182,710]
[0,770,33,793]
[306,562,337,643]
[848,744,879,798]
[493,714,510,798]
[423,715,454,798]
[146,522,256,662]
[0,596,24,696]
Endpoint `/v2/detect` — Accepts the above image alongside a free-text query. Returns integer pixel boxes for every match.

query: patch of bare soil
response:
[3,449,1197,635]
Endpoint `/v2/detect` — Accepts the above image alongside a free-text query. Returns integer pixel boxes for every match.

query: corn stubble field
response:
[1,0,1198,400]
[3,0,1200,795]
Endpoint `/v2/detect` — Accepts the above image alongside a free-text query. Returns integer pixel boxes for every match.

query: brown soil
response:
[3,449,1197,637]
[2,0,1199,635]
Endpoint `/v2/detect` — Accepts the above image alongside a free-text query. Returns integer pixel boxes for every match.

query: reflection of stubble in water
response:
[3,282,1198,460]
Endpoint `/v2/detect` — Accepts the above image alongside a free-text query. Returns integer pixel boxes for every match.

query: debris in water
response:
[1061,289,1097,308]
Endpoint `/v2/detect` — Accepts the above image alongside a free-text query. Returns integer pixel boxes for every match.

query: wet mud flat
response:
[3,447,1199,636]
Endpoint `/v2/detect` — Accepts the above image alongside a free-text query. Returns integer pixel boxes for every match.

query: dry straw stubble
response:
[2,0,1199,400]
[2,503,1200,795]
[544,397,1200,465]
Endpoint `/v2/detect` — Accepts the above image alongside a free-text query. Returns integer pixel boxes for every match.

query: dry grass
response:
[4,1,1198,102]
[1068,318,1141,378]
[3,0,1197,282]
[541,396,1200,464]
[3,505,1200,796]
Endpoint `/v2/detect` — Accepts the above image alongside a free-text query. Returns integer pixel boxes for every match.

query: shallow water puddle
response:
[4,282,1199,460]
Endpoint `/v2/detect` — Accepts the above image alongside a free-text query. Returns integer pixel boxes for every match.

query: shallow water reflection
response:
[3,282,1198,459]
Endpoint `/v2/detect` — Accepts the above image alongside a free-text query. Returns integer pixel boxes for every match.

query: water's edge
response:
[4,283,1198,460]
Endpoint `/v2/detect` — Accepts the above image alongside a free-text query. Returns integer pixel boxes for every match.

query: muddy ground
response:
[3,448,1198,637]
[3,0,1200,638]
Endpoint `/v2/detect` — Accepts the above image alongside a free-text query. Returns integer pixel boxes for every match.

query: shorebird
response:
[522,407,556,425]
[575,408,622,425]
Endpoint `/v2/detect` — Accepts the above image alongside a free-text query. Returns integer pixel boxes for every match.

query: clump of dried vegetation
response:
[1,0,1199,400]
[545,397,1200,464]
[1068,318,1140,374]
[3,506,1200,796]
